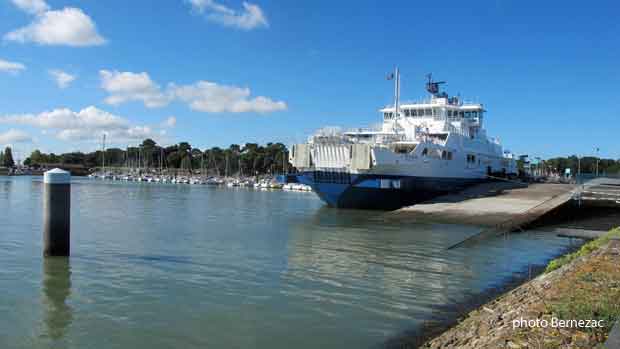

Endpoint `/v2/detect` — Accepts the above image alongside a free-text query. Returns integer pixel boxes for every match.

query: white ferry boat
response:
[289,70,517,209]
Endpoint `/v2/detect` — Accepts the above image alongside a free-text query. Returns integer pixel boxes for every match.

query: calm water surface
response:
[0,176,573,348]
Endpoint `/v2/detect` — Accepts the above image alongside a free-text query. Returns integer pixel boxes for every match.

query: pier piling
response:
[43,168,71,257]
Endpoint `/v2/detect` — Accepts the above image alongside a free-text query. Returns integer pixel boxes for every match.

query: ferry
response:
[289,69,517,210]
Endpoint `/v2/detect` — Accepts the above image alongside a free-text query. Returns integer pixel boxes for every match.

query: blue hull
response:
[295,171,483,210]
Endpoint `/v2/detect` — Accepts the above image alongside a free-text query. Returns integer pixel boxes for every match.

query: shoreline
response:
[382,243,582,348]
[409,228,620,348]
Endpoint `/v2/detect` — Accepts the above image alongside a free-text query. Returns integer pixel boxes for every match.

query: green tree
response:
[141,139,157,168]
[29,149,46,165]
[191,148,203,170]
[3,147,15,167]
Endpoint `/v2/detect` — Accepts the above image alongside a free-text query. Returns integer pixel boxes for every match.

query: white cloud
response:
[99,69,287,114]
[100,70,170,108]
[0,129,32,144]
[49,69,76,88]
[188,0,268,30]
[0,106,161,142]
[0,58,26,74]
[170,81,286,113]
[11,0,50,15]
[163,116,177,128]
[5,4,106,47]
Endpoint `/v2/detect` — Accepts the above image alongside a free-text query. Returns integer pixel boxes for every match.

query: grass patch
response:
[545,228,620,343]
[545,227,620,273]
[546,269,620,344]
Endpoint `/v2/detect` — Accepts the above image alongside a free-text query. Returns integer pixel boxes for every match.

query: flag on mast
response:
[386,73,394,80]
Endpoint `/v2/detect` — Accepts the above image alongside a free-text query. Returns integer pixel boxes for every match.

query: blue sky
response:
[0,0,618,161]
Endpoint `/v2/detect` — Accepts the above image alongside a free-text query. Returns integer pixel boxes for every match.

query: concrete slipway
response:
[391,182,576,227]
[387,181,616,248]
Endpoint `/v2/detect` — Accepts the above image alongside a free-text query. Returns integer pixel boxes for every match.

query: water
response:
[0,176,574,348]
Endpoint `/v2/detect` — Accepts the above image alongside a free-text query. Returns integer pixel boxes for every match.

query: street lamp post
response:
[577,155,581,183]
[595,147,600,177]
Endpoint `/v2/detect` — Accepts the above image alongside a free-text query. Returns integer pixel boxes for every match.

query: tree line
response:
[23,139,292,176]
[15,142,620,177]
[1,147,15,168]
[515,155,620,176]
[544,156,620,176]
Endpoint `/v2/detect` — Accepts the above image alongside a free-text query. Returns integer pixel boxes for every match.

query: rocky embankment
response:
[421,229,620,349]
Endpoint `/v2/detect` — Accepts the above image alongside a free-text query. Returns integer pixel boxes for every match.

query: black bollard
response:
[43,168,71,257]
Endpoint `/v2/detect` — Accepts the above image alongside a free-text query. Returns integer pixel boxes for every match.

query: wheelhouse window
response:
[412,109,417,117]
[425,109,432,116]
[404,109,410,117]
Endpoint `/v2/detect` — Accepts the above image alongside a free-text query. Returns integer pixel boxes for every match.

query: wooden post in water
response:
[43,168,71,257]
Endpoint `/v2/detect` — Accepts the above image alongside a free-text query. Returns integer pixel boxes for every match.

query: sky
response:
[0,0,619,162]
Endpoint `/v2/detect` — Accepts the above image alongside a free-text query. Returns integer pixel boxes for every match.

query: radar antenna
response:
[425,73,446,97]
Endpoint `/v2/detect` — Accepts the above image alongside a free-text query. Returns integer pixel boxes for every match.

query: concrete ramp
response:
[445,188,575,250]
[394,182,576,227]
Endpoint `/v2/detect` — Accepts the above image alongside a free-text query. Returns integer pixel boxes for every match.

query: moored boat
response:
[289,70,517,210]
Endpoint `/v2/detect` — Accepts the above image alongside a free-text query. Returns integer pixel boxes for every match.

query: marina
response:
[85,172,312,191]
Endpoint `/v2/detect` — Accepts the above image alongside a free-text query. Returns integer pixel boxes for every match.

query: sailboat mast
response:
[201,152,205,178]
[102,133,106,174]
[225,154,229,178]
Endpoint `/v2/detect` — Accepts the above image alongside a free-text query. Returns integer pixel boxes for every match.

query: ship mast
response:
[393,67,400,118]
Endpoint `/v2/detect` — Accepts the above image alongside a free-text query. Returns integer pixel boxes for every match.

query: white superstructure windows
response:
[391,107,482,120]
